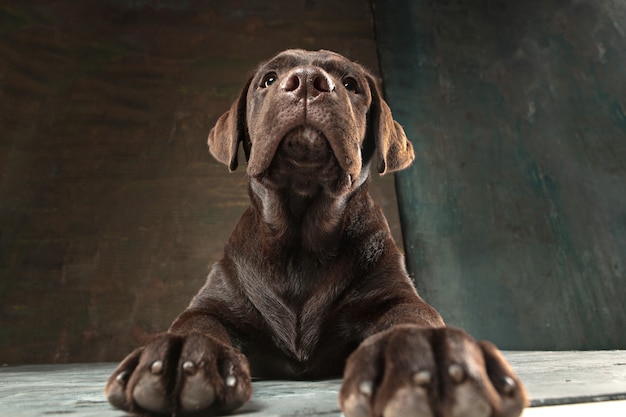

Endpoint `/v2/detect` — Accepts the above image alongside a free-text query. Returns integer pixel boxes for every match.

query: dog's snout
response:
[281,67,334,98]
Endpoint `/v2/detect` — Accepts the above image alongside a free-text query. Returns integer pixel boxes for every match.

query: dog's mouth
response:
[275,126,334,168]
[262,125,353,196]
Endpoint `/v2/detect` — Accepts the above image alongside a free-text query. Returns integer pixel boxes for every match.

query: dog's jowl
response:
[105,49,528,417]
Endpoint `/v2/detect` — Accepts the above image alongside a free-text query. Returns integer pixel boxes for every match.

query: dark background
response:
[2,0,625,365]
[0,0,398,365]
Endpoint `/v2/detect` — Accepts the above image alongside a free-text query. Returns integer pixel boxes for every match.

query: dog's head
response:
[208,49,413,195]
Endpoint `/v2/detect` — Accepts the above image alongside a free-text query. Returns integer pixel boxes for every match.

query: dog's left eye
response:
[261,72,278,88]
[342,77,358,93]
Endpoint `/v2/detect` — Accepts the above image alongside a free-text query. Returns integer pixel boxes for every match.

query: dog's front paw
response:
[339,325,527,417]
[105,333,251,415]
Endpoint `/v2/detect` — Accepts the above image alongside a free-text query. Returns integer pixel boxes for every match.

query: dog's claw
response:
[358,380,374,397]
[150,360,163,375]
[226,375,237,387]
[502,376,517,395]
[448,363,465,383]
[115,371,129,384]
[182,360,197,375]
[413,370,432,387]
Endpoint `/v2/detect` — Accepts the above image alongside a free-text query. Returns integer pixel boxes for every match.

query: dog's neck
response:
[286,192,315,220]
[249,177,369,257]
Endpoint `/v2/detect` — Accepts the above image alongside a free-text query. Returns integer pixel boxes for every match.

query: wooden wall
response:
[0,0,402,364]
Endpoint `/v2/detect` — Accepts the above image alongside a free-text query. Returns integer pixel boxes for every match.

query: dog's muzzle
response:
[276,126,333,167]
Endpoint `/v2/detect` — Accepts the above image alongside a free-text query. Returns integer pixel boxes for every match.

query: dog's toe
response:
[383,386,433,417]
[132,363,170,413]
[342,391,372,417]
[179,362,216,412]
[105,370,130,410]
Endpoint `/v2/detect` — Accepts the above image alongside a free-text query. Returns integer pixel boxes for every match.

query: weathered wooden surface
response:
[1,351,625,416]
[0,0,401,365]
[374,0,626,349]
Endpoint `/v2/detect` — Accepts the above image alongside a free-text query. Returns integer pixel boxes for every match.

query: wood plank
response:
[523,401,626,417]
[509,351,626,406]
[1,351,624,416]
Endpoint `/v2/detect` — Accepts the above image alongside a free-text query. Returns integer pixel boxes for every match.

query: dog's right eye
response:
[342,77,359,93]
[261,72,277,88]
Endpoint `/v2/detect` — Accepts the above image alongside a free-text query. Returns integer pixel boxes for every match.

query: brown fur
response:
[105,49,527,417]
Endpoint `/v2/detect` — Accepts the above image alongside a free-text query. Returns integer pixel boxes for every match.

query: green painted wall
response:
[374,0,626,349]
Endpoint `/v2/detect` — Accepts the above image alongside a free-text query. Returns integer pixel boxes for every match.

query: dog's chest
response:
[252,257,341,362]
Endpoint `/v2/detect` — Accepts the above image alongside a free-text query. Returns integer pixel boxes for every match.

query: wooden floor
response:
[1,351,625,416]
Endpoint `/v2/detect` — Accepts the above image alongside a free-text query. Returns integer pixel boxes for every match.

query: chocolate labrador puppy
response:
[105,49,527,417]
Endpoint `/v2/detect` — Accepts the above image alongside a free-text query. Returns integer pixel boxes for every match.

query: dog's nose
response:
[281,67,335,98]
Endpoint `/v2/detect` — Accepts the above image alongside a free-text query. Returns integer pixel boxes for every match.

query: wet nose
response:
[281,66,335,99]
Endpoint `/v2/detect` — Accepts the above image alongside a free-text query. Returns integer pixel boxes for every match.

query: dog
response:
[105,49,527,417]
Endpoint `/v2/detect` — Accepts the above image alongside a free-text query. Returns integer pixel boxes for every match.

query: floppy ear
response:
[207,77,252,172]
[366,75,415,175]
